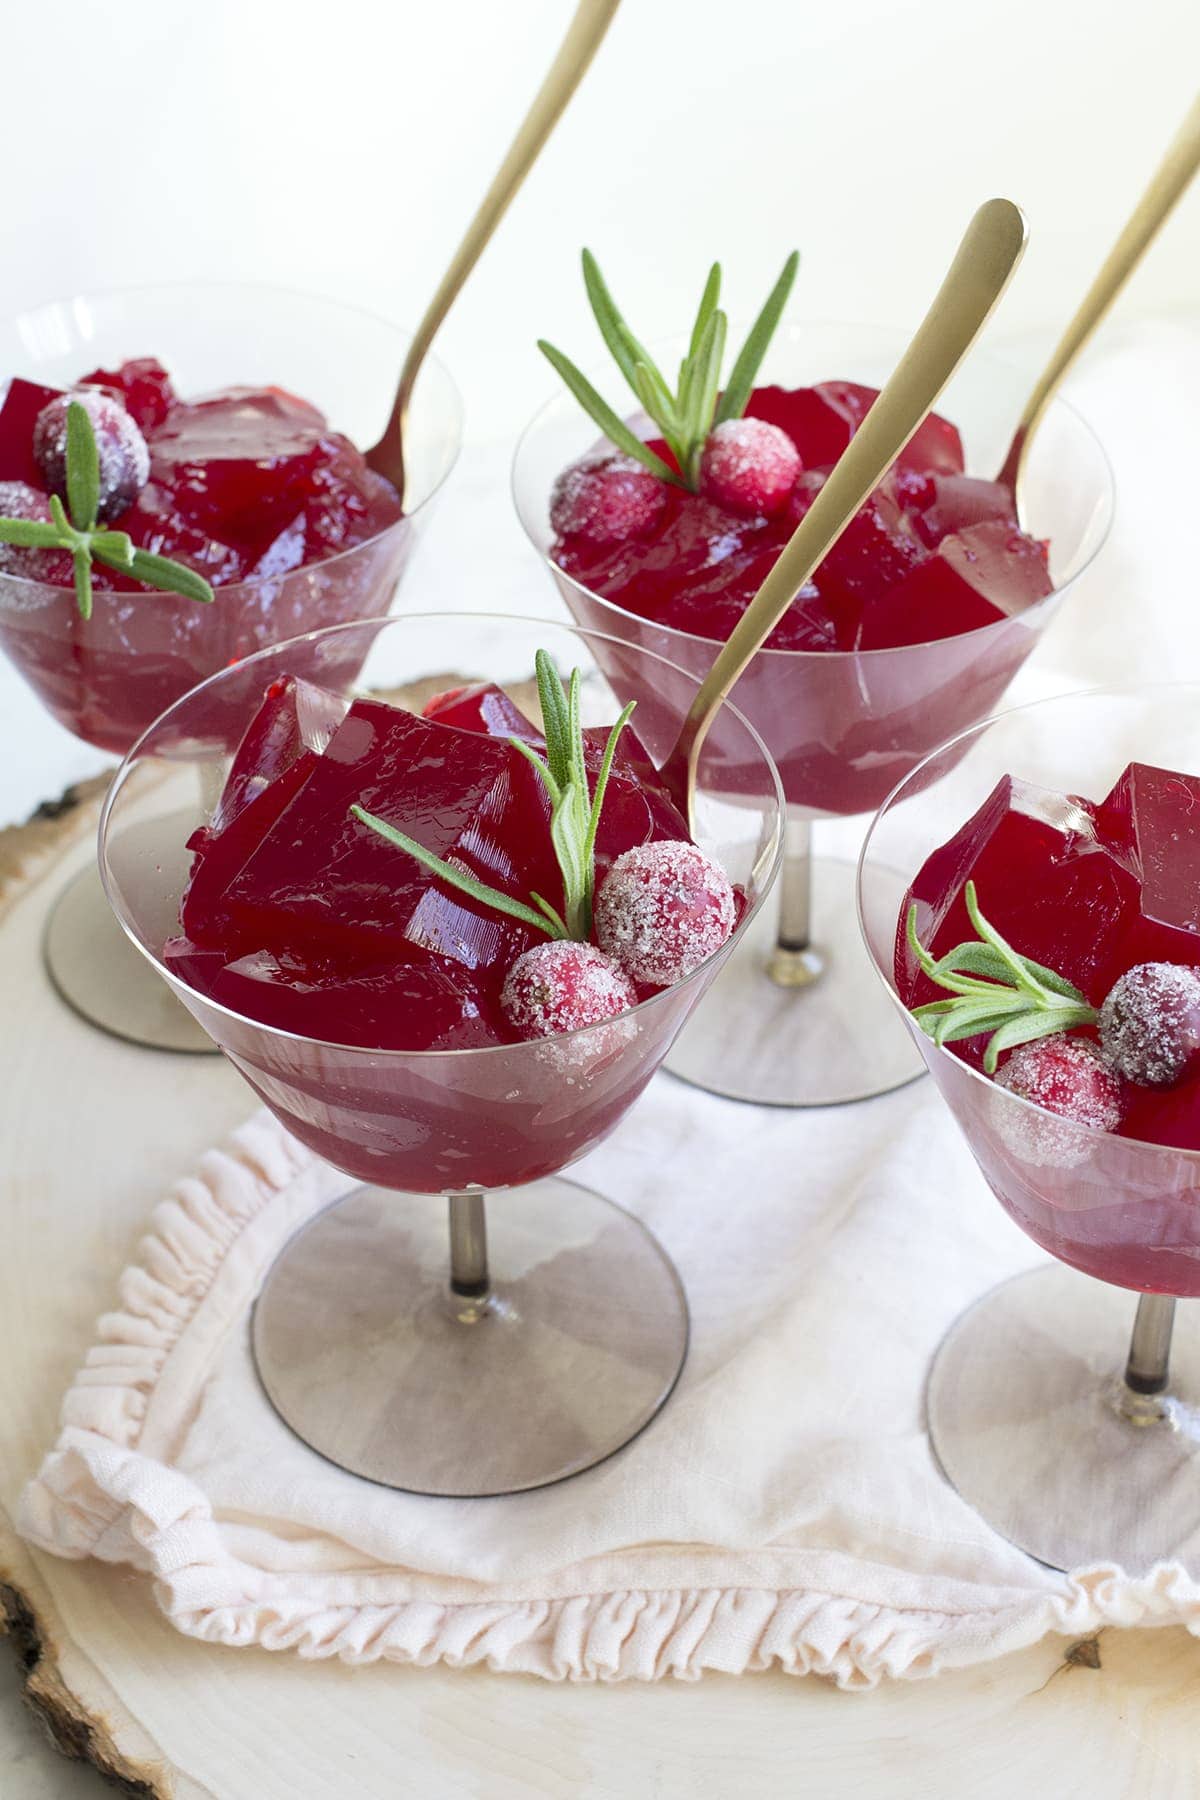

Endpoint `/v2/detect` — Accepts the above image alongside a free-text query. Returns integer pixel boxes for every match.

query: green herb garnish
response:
[351,651,635,941]
[907,882,1098,1074]
[0,400,214,620]
[538,248,799,493]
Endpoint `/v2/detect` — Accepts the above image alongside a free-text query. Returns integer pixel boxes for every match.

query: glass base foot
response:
[43,859,216,1054]
[665,856,924,1107]
[251,1179,689,1497]
[928,1263,1200,1571]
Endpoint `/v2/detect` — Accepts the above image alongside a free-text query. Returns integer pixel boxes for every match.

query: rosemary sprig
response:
[0,400,214,620]
[351,651,636,942]
[538,248,800,493]
[907,881,1098,1074]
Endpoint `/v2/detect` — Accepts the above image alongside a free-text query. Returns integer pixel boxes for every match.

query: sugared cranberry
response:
[699,417,800,518]
[0,480,74,585]
[993,1035,1126,1168]
[995,1034,1127,1128]
[594,840,735,986]
[501,939,637,1039]
[1098,963,1200,1087]
[33,391,150,523]
[549,451,666,546]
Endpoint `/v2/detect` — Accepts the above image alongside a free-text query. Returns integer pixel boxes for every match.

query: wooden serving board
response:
[3,781,1200,1799]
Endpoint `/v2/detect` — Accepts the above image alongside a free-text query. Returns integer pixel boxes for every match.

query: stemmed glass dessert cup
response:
[98,612,784,1497]
[859,684,1200,1571]
[513,322,1114,1107]
[0,282,463,1051]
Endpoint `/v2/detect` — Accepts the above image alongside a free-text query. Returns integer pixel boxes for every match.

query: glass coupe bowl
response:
[859,684,1200,1571]
[0,282,462,1050]
[99,612,784,1497]
[514,323,1113,1108]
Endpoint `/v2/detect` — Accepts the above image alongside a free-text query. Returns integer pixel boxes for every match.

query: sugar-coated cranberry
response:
[33,391,150,523]
[699,417,801,517]
[992,1035,1126,1169]
[0,480,74,585]
[995,1034,1127,1128]
[549,451,666,546]
[1098,962,1200,1087]
[594,839,735,986]
[501,939,637,1039]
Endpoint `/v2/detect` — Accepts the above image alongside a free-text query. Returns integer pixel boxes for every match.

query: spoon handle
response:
[371,0,621,497]
[997,92,1200,495]
[665,197,1029,819]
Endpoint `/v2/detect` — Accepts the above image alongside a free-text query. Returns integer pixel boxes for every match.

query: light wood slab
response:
[2,781,1200,1799]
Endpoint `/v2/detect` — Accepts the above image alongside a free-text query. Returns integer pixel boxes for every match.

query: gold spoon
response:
[661,197,1030,826]
[996,91,1200,518]
[366,0,622,504]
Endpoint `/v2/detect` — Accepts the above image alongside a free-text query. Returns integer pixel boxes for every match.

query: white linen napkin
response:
[18,1087,1200,1687]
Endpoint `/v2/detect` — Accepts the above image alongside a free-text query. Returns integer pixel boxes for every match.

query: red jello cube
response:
[1121,1071,1200,1152]
[150,388,329,544]
[900,775,1140,1029]
[210,674,349,835]
[423,681,541,741]
[80,358,176,431]
[752,381,963,476]
[209,699,557,972]
[857,554,1003,649]
[588,726,692,875]
[417,681,691,855]
[119,480,248,586]
[163,937,508,1052]
[900,473,1017,549]
[940,521,1053,612]
[815,488,926,637]
[183,753,321,945]
[746,384,856,468]
[0,377,61,486]
[898,408,964,476]
[1093,762,1200,965]
[859,520,1051,650]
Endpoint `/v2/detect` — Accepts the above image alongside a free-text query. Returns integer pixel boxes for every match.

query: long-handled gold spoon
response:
[662,197,1029,825]
[367,0,621,503]
[996,91,1200,518]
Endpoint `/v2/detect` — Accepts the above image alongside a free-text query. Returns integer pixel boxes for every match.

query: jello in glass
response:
[99,612,784,1496]
[859,684,1200,1572]
[515,320,1113,1107]
[0,283,462,1051]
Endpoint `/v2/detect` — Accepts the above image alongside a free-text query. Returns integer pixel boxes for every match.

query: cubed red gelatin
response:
[552,379,1040,663]
[177,677,695,1055]
[900,759,1200,1127]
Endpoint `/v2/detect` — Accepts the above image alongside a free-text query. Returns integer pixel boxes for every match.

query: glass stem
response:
[776,815,812,950]
[1124,1292,1176,1396]
[448,1190,489,1299]
[767,815,823,988]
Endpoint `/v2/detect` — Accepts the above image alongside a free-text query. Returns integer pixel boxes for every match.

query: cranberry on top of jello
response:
[540,253,1051,653]
[167,654,737,1053]
[0,356,402,597]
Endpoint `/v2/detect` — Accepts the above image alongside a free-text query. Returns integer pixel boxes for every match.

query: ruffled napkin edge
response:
[18,1116,1200,1687]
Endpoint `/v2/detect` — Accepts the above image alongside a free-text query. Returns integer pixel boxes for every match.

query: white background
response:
[4,0,1198,434]
[1,0,1199,824]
